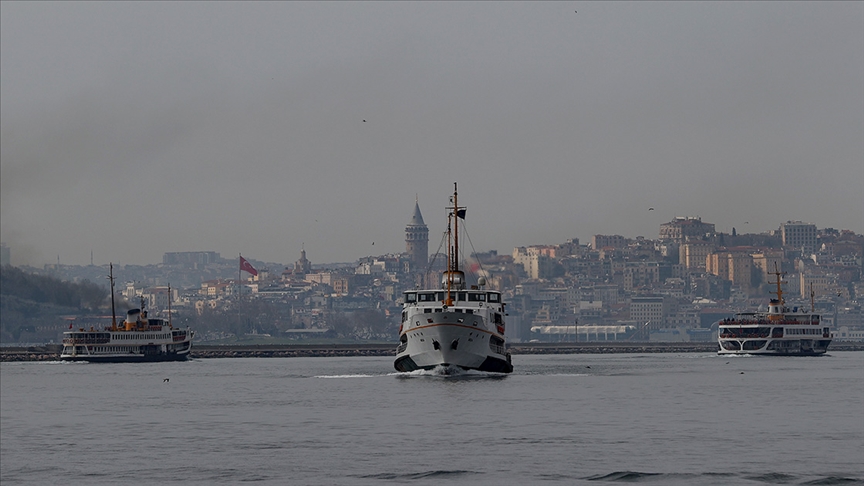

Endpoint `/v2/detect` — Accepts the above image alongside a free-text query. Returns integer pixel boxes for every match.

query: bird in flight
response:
[648,207,655,211]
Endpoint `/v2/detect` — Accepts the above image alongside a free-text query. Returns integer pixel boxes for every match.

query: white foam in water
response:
[314,374,380,379]
[392,365,504,378]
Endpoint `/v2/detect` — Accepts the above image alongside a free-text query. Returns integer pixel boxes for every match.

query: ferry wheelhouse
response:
[718,267,831,356]
[394,184,513,373]
[60,264,193,362]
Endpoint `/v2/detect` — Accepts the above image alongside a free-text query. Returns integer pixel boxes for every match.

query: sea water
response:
[1,352,862,485]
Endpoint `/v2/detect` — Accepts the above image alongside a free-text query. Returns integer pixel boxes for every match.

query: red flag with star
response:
[240,256,258,276]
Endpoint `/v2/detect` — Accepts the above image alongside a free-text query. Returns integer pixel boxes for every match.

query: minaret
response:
[405,197,429,271]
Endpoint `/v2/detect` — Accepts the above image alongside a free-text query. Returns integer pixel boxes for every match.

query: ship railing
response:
[62,337,110,345]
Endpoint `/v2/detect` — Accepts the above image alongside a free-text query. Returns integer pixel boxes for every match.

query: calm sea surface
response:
[2,352,862,485]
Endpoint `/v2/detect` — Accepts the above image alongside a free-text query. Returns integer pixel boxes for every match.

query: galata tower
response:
[405,198,429,271]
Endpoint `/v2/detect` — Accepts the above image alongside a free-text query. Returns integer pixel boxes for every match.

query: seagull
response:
[363,120,367,122]
[648,207,655,211]
[163,378,169,383]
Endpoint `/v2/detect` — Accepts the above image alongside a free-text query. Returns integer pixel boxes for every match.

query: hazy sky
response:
[2,2,862,267]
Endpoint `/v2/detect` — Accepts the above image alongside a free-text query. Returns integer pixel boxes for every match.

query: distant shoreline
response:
[2,341,863,361]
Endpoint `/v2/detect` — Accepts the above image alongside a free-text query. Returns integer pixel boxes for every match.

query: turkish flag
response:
[240,256,258,276]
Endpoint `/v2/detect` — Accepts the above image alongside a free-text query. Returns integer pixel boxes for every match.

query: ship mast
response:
[108,263,117,332]
[444,184,456,306]
[810,283,815,313]
[168,283,173,328]
[770,262,787,308]
[444,182,465,307]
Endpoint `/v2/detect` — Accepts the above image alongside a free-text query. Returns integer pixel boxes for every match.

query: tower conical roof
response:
[409,201,426,226]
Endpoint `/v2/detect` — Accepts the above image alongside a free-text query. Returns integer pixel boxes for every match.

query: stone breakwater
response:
[3,342,863,362]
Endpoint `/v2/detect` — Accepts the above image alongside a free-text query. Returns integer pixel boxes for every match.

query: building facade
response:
[659,217,715,243]
[781,221,817,252]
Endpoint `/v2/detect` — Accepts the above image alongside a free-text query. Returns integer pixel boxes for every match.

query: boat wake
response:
[393,365,508,379]
[314,374,383,379]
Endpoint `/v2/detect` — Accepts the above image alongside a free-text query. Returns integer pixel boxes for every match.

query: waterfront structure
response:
[630,296,666,331]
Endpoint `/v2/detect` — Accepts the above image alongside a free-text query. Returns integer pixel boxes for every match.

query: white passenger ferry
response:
[60,264,193,362]
[394,184,513,373]
[718,267,831,356]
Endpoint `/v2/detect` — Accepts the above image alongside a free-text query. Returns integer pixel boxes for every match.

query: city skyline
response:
[2,214,857,270]
[2,2,862,267]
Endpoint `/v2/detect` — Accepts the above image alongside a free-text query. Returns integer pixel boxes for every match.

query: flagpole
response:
[238,253,242,334]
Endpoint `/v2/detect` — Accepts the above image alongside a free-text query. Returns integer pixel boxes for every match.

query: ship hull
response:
[718,338,831,356]
[60,340,192,363]
[394,321,512,373]
[59,352,190,363]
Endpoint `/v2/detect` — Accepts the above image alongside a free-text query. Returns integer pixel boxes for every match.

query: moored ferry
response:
[718,266,831,356]
[60,264,193,362]
[394,183,513,373]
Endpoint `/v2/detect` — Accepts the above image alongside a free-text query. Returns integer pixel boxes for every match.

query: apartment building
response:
[781,221,817,252]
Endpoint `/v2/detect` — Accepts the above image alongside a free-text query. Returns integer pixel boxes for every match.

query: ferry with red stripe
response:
[394,184,512,373]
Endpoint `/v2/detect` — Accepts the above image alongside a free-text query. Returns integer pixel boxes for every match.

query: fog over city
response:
[2,2,862,267]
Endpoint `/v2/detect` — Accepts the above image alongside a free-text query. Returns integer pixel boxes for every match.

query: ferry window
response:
[456,292,466,301]
[405,293,417,303]
[436,292,447,301]
[488,293,500,303]
[466,310,473,314]
[424,308,432,313]
[468,293,486,302]
[455,309,463,313]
